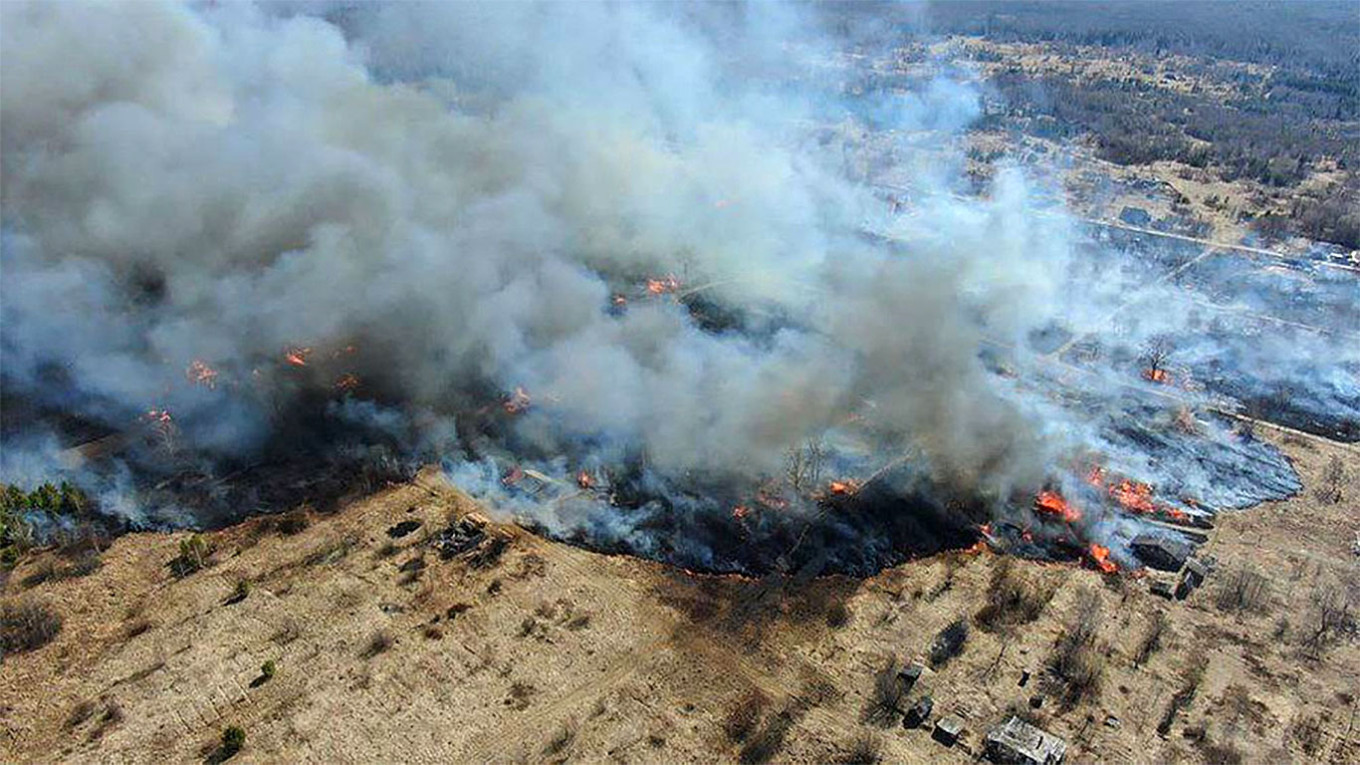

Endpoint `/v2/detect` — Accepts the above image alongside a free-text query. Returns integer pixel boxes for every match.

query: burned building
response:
[984,716,1067,765]
[1175,556,1213,599]
[1130,533,1192,572]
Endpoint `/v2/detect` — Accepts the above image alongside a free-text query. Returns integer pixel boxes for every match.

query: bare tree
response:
[784,438,825,496]
[1315,455,1345,504]
[1140,334,1176,381]
[1302,580,1357,653]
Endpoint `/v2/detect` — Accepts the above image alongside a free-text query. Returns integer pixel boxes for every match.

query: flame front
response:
[576,470,594,489]
[1088,543,1117,573]
[284,346,312,367]
[1035,490,1082,523]
[503,386,531,414]
[645,274,681,295]
[186,359,219,388]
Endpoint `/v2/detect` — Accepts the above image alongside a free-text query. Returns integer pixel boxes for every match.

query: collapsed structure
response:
[984,716,1068,765]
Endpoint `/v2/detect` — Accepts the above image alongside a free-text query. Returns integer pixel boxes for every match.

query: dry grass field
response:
[2,429,1356,764]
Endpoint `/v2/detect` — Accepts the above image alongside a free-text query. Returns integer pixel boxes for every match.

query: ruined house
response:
[1175,556,1213,600]
[1130,533,1191,572]
[984,716,1067,765]
[934,715,964,746]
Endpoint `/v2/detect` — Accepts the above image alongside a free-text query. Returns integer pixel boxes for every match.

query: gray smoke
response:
[1,2,1334,571]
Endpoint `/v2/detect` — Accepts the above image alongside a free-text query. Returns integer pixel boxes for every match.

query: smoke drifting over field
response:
[2,2,1343,572]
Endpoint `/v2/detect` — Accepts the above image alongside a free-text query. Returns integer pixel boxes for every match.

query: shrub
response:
[861,657,906,726]
[1051,588,1105,703]
[975,557,1055,632]
[826,601,852,629]
[360,629,393,658]
[219,725,246,760]
[228,579,251,604]
[839,732,882,764]
[929,618,970,669]
[1135,610,1170,666]
[1215,564,1271,614]
[724,689,769,742]
[172,534,211,577]
[0,597,62,653]
[543,719,577,755]
[260,660,276,681]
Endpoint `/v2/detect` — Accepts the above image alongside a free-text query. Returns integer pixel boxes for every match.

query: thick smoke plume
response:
[2,2,1340,572]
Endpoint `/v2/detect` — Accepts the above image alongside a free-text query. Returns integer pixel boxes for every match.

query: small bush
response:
[1051,588,1106,703]
[724,689,769,742]
[260,660,276,680]
[839,731,882,764]
[170,534,213,577]
[929,618,970,669]
[1135,611,1170,666]
[976,557,1055,632]
[739,707,797,765]
[218,725,246,760]
[227,579,251,604]
[543,719,577,755]
[861,657,906,726]
[1,597,62,653]
[1215,565,1271,614]
[826,601,852,629]
[360,629,393,658]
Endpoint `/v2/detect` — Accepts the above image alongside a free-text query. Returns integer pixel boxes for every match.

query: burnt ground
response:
[2,428,1356,764]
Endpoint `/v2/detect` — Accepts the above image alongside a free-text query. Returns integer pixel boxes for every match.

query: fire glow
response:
[503,386,532,414]
[284,346,312,367]
[185,359,219,388]
[1034,489,1082,523]
[645,274,681,295]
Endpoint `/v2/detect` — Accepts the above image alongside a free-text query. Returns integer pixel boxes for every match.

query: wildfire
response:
[576,470,594,489]
[334,373,360,392]
[1110,479,1157,514]
[732,504,750,520]
[828,479,859,496]
[1087,543,1117,574]
[143,408,173,426]
[756,488,789,509]
[1086,465,1106,487]
[502,465,524,486]
[185,359,219,389]
[503,386,531,414]
[284,346,312,367]
[611,294,627,307]
[1035,490,1082,523]
[645,274,681,295]
[1142,367,1170,384]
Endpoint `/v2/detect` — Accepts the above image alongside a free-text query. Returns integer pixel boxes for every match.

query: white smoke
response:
[1,2,1328,571]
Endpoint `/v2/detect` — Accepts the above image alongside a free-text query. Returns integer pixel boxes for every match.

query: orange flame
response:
[503,386,531,414]
[1088,543,1117,573]
[828,479,859,496]
[1142,368,1170,384]
[612,294,628,306]
[576,470,594,489]
[284,346,312,367]
[1110,479,1157,514]
[185,359,219,389]
[732,504,750,520]
[645,274,681,295]
[334,373,360,392]
[1035,490,1082,523]
[1086,465,1106,487]
[143,408,173,426]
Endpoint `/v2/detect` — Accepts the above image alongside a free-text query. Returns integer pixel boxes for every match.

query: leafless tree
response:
[1302,580,1357,653]
[1140,334,1176,379]
[784,438,825,496]
[1315,455,1345,504]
